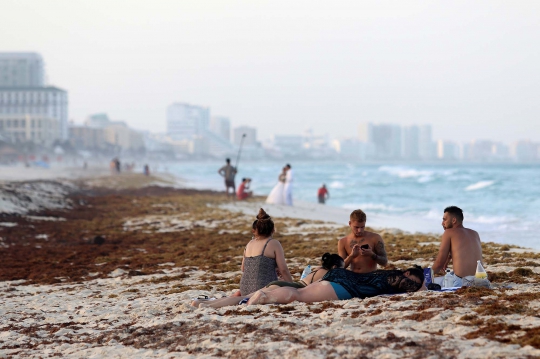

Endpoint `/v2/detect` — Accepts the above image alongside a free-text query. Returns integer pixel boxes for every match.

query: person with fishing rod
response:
[218,133,246,199]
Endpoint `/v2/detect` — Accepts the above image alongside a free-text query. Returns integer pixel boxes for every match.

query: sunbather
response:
[248,265,424,305]
[191,208,292,307]
[196,253,344,308]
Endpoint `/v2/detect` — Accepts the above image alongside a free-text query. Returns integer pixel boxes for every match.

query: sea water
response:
[166,161,540,249]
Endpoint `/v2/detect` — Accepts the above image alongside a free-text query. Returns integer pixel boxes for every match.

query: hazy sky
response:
[2,1,539,142]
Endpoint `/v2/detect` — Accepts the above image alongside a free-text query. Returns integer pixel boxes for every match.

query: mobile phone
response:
[360,244,369,250]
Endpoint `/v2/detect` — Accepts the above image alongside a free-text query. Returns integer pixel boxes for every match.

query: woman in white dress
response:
[266,167,287,205]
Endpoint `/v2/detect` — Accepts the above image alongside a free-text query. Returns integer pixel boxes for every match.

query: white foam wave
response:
[465,181,495,191]
[378,166,434,179]
[342,203,406,212]
[329,181,345,189]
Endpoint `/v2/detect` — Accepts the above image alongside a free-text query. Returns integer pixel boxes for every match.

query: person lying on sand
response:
[247,265,424,305]
[431,206,484,287]
[192,208,293,307]
[338,209,388,273]
[194,253,344,308]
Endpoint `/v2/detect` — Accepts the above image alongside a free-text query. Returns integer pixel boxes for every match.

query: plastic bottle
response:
[300,265,311,280]
[443,269,453,288]
[475,260,488,279]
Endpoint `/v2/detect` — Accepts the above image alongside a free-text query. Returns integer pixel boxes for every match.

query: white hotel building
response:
[0,87,68,145]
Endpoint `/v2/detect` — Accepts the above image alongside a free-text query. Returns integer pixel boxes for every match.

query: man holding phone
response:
[338,209,388,273]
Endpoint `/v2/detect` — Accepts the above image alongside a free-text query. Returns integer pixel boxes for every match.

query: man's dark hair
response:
[444,206,464,222]
[226,158,230,163]
[242,178,246,182]
[285,164,291,168]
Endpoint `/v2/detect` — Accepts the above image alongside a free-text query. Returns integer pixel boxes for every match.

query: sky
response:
[1,0,539,142]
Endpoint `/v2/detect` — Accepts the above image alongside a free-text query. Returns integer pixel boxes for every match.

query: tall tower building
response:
[166,103,210,139]
[0,53,68,142]
[402,125,420,160]
[419,125,435,160]
[0,53,44,87]
[210,116,231,141]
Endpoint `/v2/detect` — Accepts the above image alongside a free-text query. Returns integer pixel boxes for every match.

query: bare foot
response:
[247,290,267,305]
[190,299,210,307]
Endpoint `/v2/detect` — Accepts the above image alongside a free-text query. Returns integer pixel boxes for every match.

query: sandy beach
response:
[1,171,540,358]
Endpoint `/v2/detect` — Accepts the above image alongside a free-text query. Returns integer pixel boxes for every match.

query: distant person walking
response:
[266,167,287,205]
[284,164,293,206]
[218,158,237,198]
[144,164,150,176]
[318,184,329,204]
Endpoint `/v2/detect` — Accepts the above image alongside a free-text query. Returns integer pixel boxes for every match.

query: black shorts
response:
[225,179,235,188]
[318,196,325,204]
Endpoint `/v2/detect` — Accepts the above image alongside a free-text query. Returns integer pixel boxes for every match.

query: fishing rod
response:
[235,133,247,171]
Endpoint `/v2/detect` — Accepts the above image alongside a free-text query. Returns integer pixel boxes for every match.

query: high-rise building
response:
[0,86,68,141]
[437,140,460,160]
[0,53,44,87]
[358,123,373,143]
[233,126,257,146]
[209,116,230,141]
[418,125,435,160]
[166,103,210,140]
[370,124,402,160]
[402,125,420,160]
[511,140,538,162]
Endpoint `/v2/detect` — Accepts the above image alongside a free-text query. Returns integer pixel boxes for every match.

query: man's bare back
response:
[338,219,388,273]
[432,209,483,278]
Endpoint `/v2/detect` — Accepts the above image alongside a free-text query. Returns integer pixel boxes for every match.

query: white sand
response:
[2,267,540,358]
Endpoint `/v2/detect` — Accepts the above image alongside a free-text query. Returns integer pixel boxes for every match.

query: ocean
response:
[166,161,540,249]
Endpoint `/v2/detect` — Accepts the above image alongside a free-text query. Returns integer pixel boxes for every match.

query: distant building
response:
[80,113,144,152]
[437,140,460,160]
[511,140,538,162]
[358,123,373,143]
[0,53,44,87]
[166,103,210,140]
[418,125,435,160]
[69,125,106,150]
[85,113,112,128]
[233,126,257,146]
[333,138,369,159]
[0,87,68,140]
[273,134,304,156]
[0,114,60,146]
[210,116,231,141]
[103,121,144,152]
[402,125,420,160]
[491,142,510,160]
[371,124,402,160]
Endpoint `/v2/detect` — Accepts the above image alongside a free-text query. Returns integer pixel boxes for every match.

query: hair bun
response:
[322,253,330,261]
[257,208,271,220]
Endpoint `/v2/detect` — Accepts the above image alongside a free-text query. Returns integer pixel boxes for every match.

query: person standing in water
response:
[317,184,329,204]
[218,158,237,198]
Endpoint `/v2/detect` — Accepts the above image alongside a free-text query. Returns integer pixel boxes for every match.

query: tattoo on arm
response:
[374,240,388,266]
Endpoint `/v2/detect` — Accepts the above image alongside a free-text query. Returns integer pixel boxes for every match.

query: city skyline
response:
[1,1,539,143]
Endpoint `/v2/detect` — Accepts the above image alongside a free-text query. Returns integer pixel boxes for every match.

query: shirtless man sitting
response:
[338,209,388,273]
[431,206,484,287]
